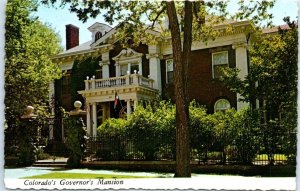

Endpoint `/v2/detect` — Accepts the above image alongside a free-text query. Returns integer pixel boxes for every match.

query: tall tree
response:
[42,0,275,177]
[5,0,62,137]
[220,17,297,126]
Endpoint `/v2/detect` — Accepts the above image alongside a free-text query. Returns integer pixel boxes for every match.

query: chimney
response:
[66,24,79,50]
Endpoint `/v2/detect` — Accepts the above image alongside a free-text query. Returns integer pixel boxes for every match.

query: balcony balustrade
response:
[85,74,155,90]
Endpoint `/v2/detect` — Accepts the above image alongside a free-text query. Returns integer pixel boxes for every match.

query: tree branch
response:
[151,6,166,28]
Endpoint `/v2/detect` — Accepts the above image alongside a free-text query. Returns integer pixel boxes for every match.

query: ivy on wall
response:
[70,56,100,107]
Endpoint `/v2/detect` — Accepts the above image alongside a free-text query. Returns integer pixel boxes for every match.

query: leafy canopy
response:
[5,0,62,126]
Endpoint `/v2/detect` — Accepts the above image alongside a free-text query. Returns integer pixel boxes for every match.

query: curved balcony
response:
[79,74,158,103]
[85,74,154,90]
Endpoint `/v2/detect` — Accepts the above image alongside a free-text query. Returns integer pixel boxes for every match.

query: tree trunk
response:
[166,1,192,177]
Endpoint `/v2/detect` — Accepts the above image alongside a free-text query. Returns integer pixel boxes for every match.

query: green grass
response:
[255,154,287,161]
[22,172,159,179]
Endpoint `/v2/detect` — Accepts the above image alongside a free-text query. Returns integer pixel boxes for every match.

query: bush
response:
[37,153,51,160]
[64,116,87,167]
[125,151,145,160]
[97,118,127,136]
[95,149,113,161]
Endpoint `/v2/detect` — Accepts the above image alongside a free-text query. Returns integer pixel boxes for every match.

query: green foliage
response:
[127,105,164,160]
[16,119,39,166]
[97,118,127,136]
[95,100,294,165]
[5,0,62,148]
[64,117,87,167]
[219,18,297,146]
[36,148,51,160]
[189,100,214,161]
[71,57,100,105]
[97,118,128,160]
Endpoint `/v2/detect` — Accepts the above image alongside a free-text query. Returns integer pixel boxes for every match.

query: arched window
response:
[95,31,102,41]
[214,99,231,112]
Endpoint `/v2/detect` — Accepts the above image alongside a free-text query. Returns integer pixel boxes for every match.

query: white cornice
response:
[52,44,113,62]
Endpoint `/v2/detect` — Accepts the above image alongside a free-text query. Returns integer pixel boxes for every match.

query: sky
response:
[34,0,298,49]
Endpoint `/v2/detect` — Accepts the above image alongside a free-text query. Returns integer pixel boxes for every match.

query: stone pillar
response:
[91,76,96,89]
[233,42,249,110]
[101,62,110,79]
[147,44,162,93]
[85,78,89,90]
[115,63,120,77]
[128,63,131,74]
[86,103,91,136]
[92,102,97,137]
[126,100,132,119]
[138,61,142,75]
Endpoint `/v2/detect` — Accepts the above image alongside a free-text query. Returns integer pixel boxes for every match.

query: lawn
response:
[22,172,160,179]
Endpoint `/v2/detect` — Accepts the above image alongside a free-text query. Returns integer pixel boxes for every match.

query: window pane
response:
[62,75,71,94]
[120,65,127,76]
[213,52,228,66]
[166,60,173,72]
[214,99,231,112]
[167,71,173,84]
[95,69,102,79]
[131,64,139,74]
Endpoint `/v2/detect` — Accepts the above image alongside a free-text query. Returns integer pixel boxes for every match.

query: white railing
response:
[85,74,154,90]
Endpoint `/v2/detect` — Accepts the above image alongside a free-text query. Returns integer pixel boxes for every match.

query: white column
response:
[86,103,91,136]
[147,44,162,93]
[115,63,120,77]
[126,100,132,119]
[128,63,131,74]
[92,102,97,137]
[233,42,249,110]
[91,76,96,89]
[101,62,110,79]
[85,79,89,90]
[138,60,142,75]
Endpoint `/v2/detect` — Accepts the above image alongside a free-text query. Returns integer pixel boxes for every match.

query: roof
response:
[58,40,92,55]
[55,19,254,58]
[262,24,291,34]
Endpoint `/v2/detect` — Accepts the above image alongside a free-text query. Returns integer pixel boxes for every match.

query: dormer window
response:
[95,31,102,42]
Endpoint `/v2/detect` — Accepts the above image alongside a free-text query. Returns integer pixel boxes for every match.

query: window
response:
[212,51,228,78]
[62,74,71,94]
[95,68,102,79]
[130,63,139,74]
[95,31,102,42]
[166,59,174,84]
[120,65,128,76]
[214,99,231,112]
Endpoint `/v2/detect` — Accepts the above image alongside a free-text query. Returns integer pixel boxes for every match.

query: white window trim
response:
[212,51,229,79]
[119,62,141,76]
[166,59,174,84]
[214,99,231,112]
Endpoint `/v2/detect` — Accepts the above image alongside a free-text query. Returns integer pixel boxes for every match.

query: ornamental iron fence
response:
[85,126,296,166]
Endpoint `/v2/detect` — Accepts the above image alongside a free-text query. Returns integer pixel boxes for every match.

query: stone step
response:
[32,163,66,168]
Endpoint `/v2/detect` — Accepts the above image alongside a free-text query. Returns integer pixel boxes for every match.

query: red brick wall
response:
[66,24,79,50]
[161,45,237,113]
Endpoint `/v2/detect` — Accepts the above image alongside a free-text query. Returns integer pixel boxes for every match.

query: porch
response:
[78,73,159,137]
